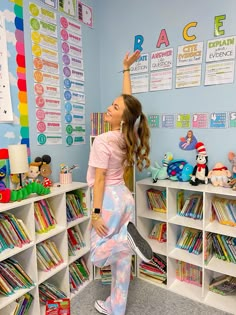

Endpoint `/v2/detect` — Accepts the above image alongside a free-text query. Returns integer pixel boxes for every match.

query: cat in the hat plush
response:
[190,142,209,186]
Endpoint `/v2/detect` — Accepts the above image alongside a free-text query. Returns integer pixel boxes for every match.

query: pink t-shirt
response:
[87,131,125,187]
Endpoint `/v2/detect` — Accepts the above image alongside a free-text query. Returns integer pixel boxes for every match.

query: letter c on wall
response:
[183,22,197,41]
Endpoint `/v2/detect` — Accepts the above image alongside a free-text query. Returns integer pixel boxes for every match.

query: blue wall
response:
[96,0,236,180]
[24,0,100,182]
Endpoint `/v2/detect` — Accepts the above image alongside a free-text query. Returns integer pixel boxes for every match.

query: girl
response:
[87,50,153,315]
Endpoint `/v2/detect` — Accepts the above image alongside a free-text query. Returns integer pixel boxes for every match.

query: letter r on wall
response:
[134,35,144,52]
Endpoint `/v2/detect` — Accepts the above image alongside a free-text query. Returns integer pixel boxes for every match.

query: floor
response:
[71,278,234,315]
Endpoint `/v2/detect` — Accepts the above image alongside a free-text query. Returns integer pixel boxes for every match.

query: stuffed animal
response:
[167,159,193,182]
[150,152,173,183]
[190,142,209,186]
[25,161,41,183]
[228,151,236,190]
[208,163,231,187]
[0,165,7,189]
[0,182,50,203]
[35,155,53,187]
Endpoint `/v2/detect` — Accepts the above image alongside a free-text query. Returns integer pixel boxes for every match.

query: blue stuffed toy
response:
[167,159,193,182]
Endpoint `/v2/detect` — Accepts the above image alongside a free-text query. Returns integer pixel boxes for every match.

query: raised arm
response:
[122,50,141,95]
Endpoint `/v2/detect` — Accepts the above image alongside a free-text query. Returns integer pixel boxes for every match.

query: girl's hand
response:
[92,216,108,237]
[123,50,141,69]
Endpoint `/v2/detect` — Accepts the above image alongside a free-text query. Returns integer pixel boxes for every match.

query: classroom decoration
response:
[0,182,50,203]
[179,130,197,151]
[150,152,173,182]
[208,163,231,187]
[167,159,193,182]
[190,142,209,186]
[228,151,236,190]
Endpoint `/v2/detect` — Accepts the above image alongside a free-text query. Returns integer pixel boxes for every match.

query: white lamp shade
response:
[8,144,29,174]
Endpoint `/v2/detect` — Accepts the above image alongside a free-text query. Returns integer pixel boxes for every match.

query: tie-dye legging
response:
[90,184,135,315]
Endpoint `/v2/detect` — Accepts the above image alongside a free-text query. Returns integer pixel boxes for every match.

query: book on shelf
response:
[90,112,111,136]
[139,253,167,284]
[14,292,34,315]
[0,272,14,295]
[73,190,88,216]
[149,222,166,242]
[176,190,184,214]
[210,233,236,263]
[7,257,34,286]
[39,282,67,304]
[34,199,57,233]
[37,250,51,271]
[178,194,203,220]
[37,240,63,271]
[69,258,90,292]
[176,260,202,286]
[76,258,90,278]
[209,275,236,296]
[39,199,57,226]
[0,258,34,295]
[146,188,167,213]
[0,216,21,248]
[0,231,10,252]
[176,227,202,255]
[204,232,213,264]
[66,193,85,221]
[68,225,86,255]
[212,197,236,226]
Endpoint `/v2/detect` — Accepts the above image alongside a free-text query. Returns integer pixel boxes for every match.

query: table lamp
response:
[8,144,29,187]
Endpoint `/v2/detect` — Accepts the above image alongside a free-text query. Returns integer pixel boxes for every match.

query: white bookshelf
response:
[0,182,92,315]
[136,178,236,315]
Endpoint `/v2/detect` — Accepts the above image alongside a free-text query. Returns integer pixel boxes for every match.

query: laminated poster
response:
[229,112,236,127]
[0,14,13,122]
[209,112,227,128]
[148,115,160,128]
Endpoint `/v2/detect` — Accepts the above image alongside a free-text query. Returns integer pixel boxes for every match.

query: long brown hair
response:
[121,94,150,184]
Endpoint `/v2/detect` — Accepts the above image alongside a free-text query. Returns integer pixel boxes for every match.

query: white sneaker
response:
[94,300,111,315]
[127,222,153,263]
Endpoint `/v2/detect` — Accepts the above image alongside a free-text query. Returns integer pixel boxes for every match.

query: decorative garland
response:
[0,182,50,203]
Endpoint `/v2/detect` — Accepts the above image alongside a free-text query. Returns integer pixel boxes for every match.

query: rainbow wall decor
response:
[14,0,30,153]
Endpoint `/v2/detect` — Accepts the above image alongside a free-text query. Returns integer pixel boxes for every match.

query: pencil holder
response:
[60,173,72,184]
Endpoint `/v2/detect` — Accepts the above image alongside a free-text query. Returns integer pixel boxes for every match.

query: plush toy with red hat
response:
[190,142,209,186]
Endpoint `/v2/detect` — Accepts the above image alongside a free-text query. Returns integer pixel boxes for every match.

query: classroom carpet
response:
[71,278,233,315]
